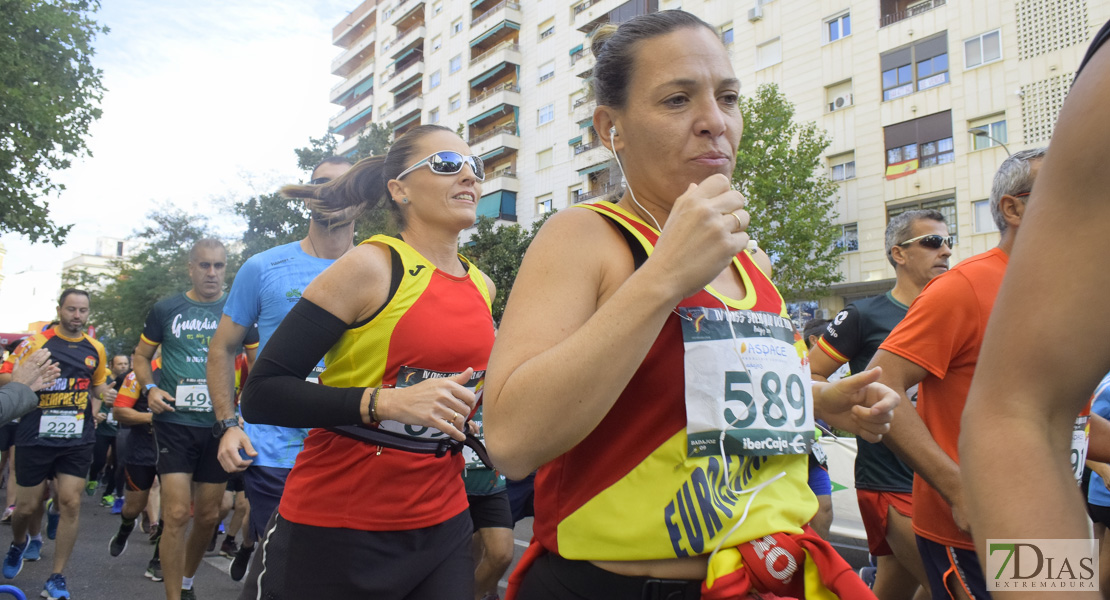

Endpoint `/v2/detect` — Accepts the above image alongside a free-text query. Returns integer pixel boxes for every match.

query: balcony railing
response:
[570,48,587,65]
[573,0,599,16]
[880,0,946,27]
[574,141,601,155]
[576,183,618,203]
[469,82,521,106]
[572,96,592,109]
[469,124,517,145]
[394,23,422,43]
[470,40,521,67]
[472,1,520,28]
[487,169,518,180]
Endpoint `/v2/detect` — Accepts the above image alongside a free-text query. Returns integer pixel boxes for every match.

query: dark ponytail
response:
[281,124,455,228]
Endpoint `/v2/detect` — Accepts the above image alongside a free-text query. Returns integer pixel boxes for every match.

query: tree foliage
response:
[63,209,227,355]
[1,0,108,245]
[733,84,844,300]
[464,213,553,323]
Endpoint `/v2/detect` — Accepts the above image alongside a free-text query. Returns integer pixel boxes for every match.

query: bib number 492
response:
[723,371,807,429]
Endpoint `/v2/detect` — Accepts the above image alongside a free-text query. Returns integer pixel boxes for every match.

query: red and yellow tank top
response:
[279,235,496,531]
[534,202,816,561]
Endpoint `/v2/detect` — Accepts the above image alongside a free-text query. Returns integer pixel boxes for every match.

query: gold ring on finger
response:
[730,212,743,231]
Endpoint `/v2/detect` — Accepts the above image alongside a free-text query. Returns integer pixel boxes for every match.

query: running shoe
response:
[218,536,237,558]
[1,505,14,524]
[99,494,114,507]
[110,497,124,515]
[110,520,134,557]
[45,500,58,541]
[858,565,877,589]
[144,558,163,582]
[24,538,41,561]
[2,539,27,579]
[180,587,196,600]
[149,521,162,544]
[42,572,70,599]
[229,544,253,581]
[84,481,97,496]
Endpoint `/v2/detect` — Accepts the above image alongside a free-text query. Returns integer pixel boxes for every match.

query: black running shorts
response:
[467,490,512,531]
[152,420,229,484]
[124,463,157,492]
[14,443,94,487]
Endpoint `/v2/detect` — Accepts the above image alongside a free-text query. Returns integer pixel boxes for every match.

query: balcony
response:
[388,61,425,93]
[572,96,594,122]
[574,141,609,172]
[575,0,657,33]
[330,60,375,104]
[477,190,517,222]
[331,30,376,77]
[575,183,619,203]
[469,83,521,115]
[470,3,522,49]
[880,0,946,28]
[336,134,359,157]
[575,51,595,79]
[481,170,520,195]
[469,41,522,82]
[389,24,425,60]
[385,95,423,123]
[469,125,520,157]
[391,0,425,29]
[329,92,375,134]
[333,0,376,47]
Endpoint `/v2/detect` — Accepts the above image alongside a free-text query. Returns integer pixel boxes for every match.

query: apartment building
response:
[326,0,1109,309]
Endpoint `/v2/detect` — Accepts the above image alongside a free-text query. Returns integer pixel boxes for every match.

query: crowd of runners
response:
[1,8,1109,600]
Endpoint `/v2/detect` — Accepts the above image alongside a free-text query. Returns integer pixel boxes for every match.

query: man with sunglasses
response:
[207,156,353,581]
[808,209,951,600]
[866,148,1046,600]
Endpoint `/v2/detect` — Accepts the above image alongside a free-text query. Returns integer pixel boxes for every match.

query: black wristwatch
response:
[212,418,240,439]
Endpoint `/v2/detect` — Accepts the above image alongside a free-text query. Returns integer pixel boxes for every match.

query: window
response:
[721,24,734,45]
[881,33,948,101]
[537,194,553,214]
[537,103,555,125]
[539,18,555,40]
[837,223,859,251]
[826,80,853,112]
[428,70,441,89]
[569,187,583,204]
[428,108,440,124]
[432,0,442,15]
[431,35,442,52]
[756,38,782,70]
[537,149,553,169]
[449,55,462,74]
[973,200,999,233]
[969,116,1007,151]
[539,60,555,83]
[829,152,855,181]
[449,94,461,112]
[965,29,1001,69]
[451,19,462,35]
[883,110,953,176]
[888,197,957,244]
[826,12,851,43]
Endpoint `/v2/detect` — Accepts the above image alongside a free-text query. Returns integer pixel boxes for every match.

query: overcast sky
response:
[0,0,354,330]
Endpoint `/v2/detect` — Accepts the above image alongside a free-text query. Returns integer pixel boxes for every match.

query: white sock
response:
[181,576,194,590]
[29,534,41,543]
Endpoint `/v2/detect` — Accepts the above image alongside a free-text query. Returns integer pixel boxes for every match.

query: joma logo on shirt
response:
[171,314,219,338]
[286,288,302,298]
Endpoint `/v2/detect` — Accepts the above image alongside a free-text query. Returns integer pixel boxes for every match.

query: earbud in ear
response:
[609,126,617,140]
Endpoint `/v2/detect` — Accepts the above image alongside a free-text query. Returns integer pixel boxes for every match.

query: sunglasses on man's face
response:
[309,177,331,185]
[898,234,956,250]
[396,151,485,181]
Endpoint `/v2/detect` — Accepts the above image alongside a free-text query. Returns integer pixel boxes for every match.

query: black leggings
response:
[515,553,701,600]
[88,434,120,495]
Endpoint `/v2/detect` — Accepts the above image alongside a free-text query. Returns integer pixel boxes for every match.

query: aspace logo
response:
[987,539,1098,592]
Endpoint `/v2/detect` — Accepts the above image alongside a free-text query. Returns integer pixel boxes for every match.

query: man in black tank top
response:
[961,18,1110,583]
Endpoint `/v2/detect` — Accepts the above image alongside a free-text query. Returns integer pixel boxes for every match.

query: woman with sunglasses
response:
[236,124,496,599]
[483,11,896,600]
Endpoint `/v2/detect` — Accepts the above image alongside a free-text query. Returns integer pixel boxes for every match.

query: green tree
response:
[1,0,108,245]
[463,213,554,323]
[63,209,229,354]
[733,84,844,299]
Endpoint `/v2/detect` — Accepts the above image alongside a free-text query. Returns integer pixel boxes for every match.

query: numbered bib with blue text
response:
[176,379,211,413]
[377,366,484,441]
[679,307,814,458]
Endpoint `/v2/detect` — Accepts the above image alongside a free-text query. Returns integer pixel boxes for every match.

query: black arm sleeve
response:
[240,298,365,428]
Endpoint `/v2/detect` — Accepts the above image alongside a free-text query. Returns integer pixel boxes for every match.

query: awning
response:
[391,112,421,133]
[391,47,418,67]
[353,76,374,96]
[567,135,582,146]
[331,105,373,134]
[471,0,485,7]
[579,117,593,129]
[392,77,421,96]
[470,21,520,48]
[577,162,609,176]
[569,43,583,55]
[467,103,510,126]
[479,145,514,162]
[469,63,511,88]
[477,191,517,219]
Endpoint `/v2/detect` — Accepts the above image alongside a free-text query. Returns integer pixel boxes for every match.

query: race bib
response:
[463,405,488,470]
[1072,408,1091,486]
[307,364,325,385]
[40,410,82,439]
[176,379,211,413]
[679,307,814,458]
[106,411,118,426]
[377,367,484,441]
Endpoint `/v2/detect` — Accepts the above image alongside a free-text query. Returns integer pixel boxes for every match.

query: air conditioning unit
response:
[748,5,763,22]
[828,93,853,112]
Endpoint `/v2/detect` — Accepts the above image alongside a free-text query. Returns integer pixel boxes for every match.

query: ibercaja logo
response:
[987,539,1098,592]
